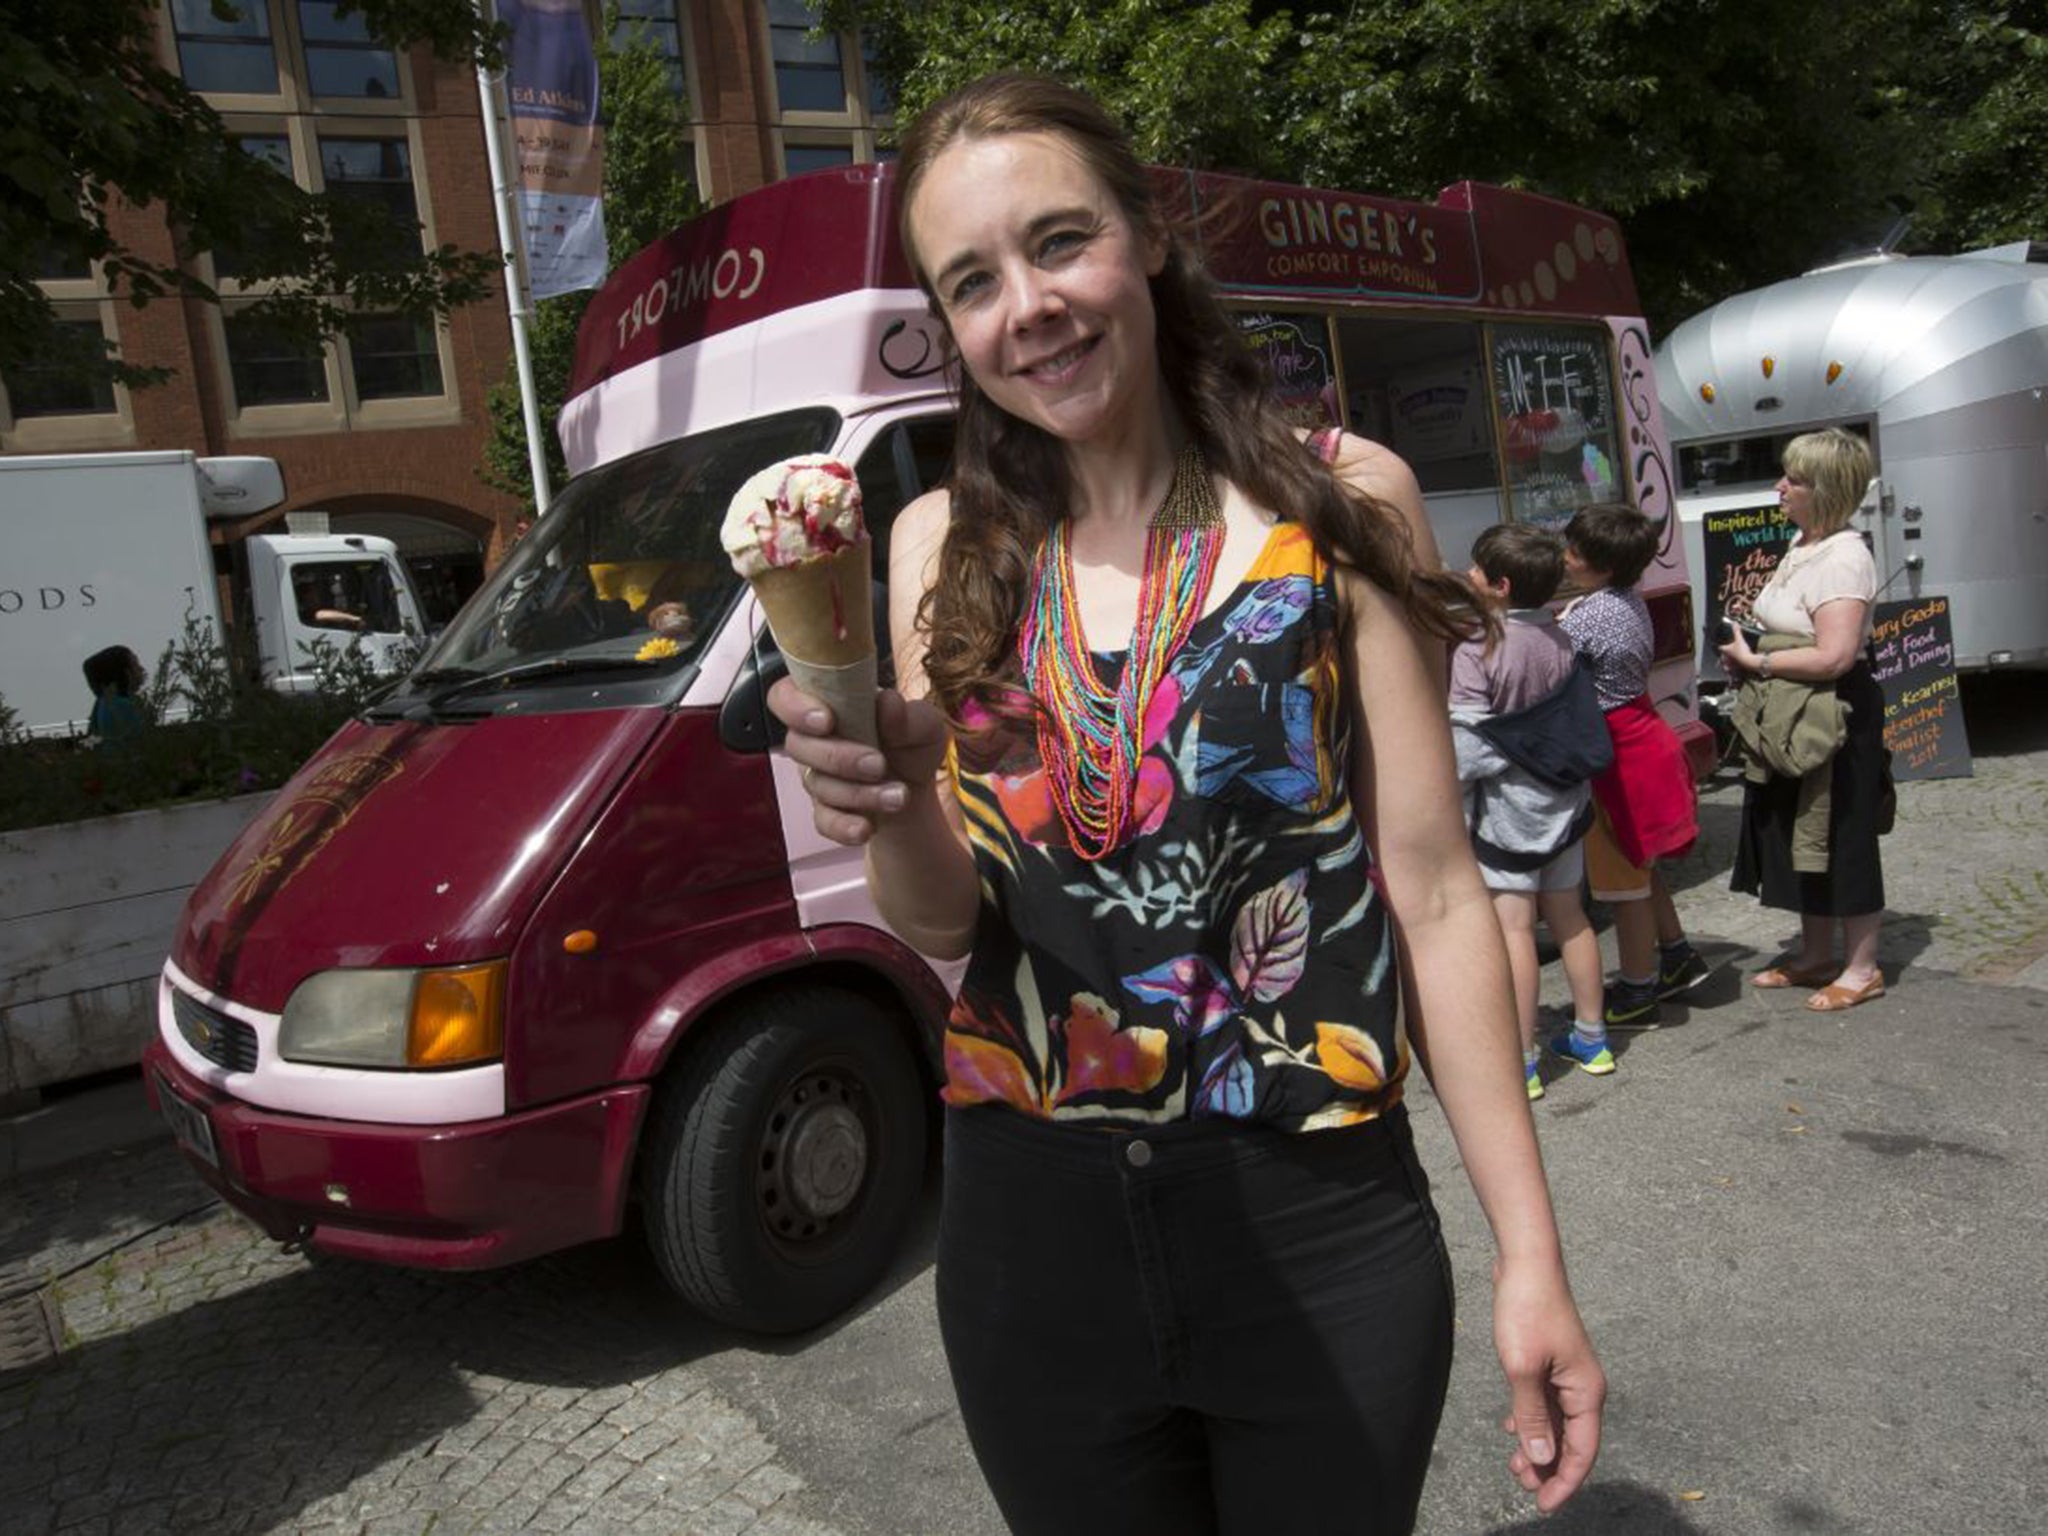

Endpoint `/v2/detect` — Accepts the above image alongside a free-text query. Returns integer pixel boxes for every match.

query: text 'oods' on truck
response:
[148,161,1705,1338]
[1657,242,2048,684]
[0,451,426,736]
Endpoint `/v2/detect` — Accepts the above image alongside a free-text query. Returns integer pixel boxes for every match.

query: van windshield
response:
[417,408,839,691]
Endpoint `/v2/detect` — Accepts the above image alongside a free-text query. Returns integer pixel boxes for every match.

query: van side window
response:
[854,417,956,575]
[854,417,955,684]
[293,559,399,632]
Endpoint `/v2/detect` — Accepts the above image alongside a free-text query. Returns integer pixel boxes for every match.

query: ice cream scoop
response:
[723,456,878,746]
[720,455,865,578]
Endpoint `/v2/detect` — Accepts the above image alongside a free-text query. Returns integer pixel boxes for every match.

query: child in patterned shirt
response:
[1559,504,1711,1033]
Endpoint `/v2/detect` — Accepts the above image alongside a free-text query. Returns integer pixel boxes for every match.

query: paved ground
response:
[3,673,2045,1536]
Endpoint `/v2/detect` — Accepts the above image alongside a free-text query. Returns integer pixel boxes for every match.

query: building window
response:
[861,35,891,115]
[170,0,281,96]
[613,0,688,94]
[297,1,401,99]
[35,244,95,283]
[3,320,119,419]
[347,314,444,400]
[317,136,422,253]
[767,0,846,113]
[236,133,295,177]
[784,142,854,177]
[206,123,451,422]
[210,135,296,280]
[224,313,330,406]
[764,4,890,180]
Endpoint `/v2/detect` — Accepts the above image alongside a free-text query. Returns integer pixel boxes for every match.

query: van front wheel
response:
[640,986,927,1335]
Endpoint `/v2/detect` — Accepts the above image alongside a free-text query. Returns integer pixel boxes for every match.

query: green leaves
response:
[1,0,502,392]
[824,0,2048,329]
[480,13,706,513]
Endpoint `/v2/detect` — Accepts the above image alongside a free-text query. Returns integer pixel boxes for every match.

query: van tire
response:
[639,985,926,1335]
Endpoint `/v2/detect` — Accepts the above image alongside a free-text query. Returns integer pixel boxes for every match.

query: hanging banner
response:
[502,0,608,298]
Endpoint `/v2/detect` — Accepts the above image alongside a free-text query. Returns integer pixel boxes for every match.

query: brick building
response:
[0,0,889,624]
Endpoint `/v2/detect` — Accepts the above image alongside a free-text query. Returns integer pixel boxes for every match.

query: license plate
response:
[155,1071,219,1168]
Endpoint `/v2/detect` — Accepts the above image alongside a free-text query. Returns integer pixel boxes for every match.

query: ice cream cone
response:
[783,653,880,748]
[751,540,878,744]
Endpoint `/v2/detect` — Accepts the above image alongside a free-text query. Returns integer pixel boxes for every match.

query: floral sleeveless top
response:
[943,520,1406,1131]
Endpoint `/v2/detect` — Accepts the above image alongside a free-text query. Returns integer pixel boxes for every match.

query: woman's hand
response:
[1495,1257,1606,1513]
[768,677,952,847]
[1717,629,1759,674]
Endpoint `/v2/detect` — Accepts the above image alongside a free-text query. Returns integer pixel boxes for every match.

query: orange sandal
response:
[1805,974,1886,1012]
[1753,961,1839,990]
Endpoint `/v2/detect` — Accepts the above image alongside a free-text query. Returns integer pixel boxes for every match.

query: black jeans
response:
[937,1104,1455,1535]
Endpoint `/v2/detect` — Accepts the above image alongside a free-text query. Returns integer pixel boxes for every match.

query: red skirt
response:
[1592,695,1698,867]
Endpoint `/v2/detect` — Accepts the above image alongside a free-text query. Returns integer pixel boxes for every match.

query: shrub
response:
[0,611,415,834]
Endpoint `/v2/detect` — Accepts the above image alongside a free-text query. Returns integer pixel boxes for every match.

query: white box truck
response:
[0,450,426,736]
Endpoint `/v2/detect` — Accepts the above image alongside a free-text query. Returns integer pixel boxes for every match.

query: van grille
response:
[171,989,259,1073]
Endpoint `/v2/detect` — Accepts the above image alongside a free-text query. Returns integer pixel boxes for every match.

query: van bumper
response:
[143,1040,649,1270]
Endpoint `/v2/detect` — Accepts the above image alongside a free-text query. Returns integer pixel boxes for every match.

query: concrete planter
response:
[0,794,271,1098]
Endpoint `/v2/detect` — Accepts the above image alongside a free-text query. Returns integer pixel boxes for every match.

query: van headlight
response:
[278,962,506,1069]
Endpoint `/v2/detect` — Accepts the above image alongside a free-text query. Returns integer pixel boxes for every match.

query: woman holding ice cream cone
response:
[768,72,1602,1532]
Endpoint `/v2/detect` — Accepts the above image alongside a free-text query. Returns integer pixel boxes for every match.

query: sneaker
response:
[1658,945,1712,999]
[1526,1057,1545,1101]
[1603,975,1662,1030]
[1548,1030,1617,1076]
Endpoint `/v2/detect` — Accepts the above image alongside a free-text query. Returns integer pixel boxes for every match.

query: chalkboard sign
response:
[1238,312,1336,428]
[1697,502,1798,678]
[1870,595,1972,781]
[1488,323,1624,530]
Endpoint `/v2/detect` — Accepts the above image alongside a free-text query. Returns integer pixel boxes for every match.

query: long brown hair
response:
[895,72,1476,721]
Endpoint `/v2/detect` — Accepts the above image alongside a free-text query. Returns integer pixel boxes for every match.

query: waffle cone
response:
[784,654,879,747]
[751,540,877,744]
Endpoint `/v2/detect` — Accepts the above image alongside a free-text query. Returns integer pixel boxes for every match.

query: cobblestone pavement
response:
[3,674,2044,1536]
[1649,672,2048,991]
[0,1146,847,1536]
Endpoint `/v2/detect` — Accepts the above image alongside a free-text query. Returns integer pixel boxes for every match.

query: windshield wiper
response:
[394,655,663,716]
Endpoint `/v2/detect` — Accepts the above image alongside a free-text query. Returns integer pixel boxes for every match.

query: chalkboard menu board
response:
[1697,502,1798,677]
[1238,311,1336,428]
[1871,595,1973,781]
[1488,323,1624,530]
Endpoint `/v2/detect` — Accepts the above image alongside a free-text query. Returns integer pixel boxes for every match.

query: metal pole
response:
[474,2,554,514]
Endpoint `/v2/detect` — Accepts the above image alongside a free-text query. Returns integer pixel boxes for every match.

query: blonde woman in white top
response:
[1718,427,1887,1010]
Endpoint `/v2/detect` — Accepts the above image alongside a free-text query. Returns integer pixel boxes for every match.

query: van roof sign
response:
[569,164,1642,400]
[571,165,914,399]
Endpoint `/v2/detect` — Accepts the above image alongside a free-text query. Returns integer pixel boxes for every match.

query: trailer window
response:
[1677,426,1871,492]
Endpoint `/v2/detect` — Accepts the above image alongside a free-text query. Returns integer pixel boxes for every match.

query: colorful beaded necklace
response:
[1020,444,1225,862]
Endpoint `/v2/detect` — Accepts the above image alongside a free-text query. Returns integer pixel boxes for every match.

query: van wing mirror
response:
[718,580,892,753]
[720,627,789,753]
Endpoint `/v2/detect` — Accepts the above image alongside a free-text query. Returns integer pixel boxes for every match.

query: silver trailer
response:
[1656,244,2048,681]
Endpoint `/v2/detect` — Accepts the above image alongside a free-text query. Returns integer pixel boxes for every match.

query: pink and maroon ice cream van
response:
[146,162,1709,1335]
